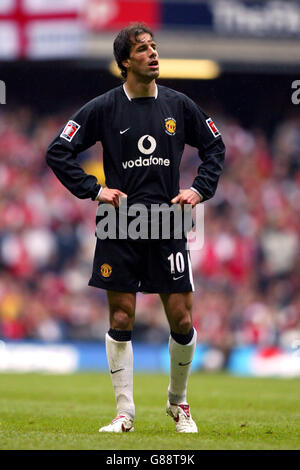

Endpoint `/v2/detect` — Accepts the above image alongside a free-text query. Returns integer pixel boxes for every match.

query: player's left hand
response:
[171,189,203,208]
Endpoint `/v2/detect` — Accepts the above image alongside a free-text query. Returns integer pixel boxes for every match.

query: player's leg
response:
[99,290,136,433]
[160,292,198,433]
[160,291,196,405]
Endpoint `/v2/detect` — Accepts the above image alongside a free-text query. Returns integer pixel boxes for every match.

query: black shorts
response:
[88,238,194,294]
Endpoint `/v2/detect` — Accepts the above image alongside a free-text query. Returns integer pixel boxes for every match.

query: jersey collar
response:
[123,83,158,101]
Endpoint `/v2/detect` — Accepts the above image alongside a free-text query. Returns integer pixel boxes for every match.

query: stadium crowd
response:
[0,104,299,356]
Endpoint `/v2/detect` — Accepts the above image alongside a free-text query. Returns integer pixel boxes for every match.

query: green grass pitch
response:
[0,372,300,450]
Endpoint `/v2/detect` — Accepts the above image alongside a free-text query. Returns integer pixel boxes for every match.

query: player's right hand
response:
[96,187,127,208]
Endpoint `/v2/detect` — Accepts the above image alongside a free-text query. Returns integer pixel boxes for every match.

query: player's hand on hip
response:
[171,189,203,208]
[96,187,127,208]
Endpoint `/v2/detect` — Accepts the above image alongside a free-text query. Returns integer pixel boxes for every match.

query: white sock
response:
[168,328,197,405]
[105,333,135,419]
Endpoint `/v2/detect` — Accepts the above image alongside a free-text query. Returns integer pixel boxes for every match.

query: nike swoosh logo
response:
[179,361,192,366]
[120,128,130,134]
[173,275,184,281]
[110,368,124,374]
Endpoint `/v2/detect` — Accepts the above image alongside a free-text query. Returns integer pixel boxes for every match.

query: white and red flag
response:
[0,0,85,59]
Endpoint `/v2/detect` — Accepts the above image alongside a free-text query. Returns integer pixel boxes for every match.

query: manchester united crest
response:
[100,263,112,278]
[164,117,176,135]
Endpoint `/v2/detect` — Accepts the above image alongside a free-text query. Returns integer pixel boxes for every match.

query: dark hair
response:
[113,22,154,79]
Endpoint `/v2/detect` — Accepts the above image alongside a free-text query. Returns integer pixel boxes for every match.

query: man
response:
[46,22,225,434]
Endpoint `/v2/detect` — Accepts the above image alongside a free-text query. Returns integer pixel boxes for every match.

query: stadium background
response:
[0,0,299,377]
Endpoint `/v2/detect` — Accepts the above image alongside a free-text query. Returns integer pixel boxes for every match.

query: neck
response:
[124,77,157,99]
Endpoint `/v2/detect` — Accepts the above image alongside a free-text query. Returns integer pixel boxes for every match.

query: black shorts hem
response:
[88,278,139,293]
[88,278,193,294]
[141,285,193,294]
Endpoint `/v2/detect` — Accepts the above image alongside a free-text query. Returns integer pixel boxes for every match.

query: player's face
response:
[125,33,159,81]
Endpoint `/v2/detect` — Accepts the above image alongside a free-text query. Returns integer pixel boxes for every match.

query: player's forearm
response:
[192,139,225,201]
[46,144,101,200]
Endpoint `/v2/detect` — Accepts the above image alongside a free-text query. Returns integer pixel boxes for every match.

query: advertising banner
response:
[1,0,300,59]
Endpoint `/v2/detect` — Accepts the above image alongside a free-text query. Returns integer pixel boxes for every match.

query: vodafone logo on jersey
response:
[122,135,170,169]
[138,135,156,155]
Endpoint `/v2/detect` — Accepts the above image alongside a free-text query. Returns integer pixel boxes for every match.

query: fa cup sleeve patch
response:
[206,118,220,138]
[60,120,81,142]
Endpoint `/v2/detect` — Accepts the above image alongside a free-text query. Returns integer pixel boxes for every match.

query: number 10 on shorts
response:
[168,252,185,274]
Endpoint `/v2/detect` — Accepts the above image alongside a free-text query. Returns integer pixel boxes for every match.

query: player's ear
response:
[122,58,130,70]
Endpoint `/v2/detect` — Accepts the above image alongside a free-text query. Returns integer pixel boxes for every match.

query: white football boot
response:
[99,414,134,433]
[166,401,198,433]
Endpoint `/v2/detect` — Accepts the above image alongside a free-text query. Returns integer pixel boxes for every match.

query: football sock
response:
[108,328,131,342]
[170,328,194,345]
[105,330,135,420]
[168,327,197,405]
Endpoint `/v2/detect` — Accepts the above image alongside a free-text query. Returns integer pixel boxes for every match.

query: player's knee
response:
[112,309,133,330]
[174,313,193,335]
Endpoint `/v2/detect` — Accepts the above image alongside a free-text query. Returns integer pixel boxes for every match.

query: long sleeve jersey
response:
[46,84,225,208]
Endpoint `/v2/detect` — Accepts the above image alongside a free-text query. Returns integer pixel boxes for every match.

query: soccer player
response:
[46,22,225,433]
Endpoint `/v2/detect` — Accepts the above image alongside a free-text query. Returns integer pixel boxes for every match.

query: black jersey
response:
[46,84,225,207]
